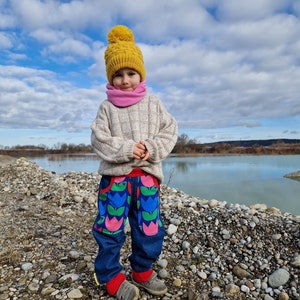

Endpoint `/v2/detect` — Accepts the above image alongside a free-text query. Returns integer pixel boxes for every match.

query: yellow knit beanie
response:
[105,25,146,84]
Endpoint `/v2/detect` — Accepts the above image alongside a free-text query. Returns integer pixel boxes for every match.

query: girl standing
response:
[91,25,178,300]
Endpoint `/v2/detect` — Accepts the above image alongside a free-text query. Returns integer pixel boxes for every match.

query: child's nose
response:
[122,75,129,83]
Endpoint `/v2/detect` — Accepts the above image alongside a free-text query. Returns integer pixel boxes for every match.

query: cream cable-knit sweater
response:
[91,94,178,183]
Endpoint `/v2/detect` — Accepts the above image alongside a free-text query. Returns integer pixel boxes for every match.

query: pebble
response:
[41,286,57,296]
[167,224,178,235]
[272,234,282,240]
[227,284,240,294]
[249,221,256,228]
[157,259,168,268]
[232,265,253,279]
[59,273,80,283]
[268,268,290,288]
[192,246,199,254]
[291,254,300,267]
[278,292,289,300]
[182,241,190,250]
[211,286,222,297]
[21,263,33,271]
[253,278,262,289]
[209,199,219,208]
[0,157,299,300]
[158,269,168,279]
[67,289,83,298]
[175,265,185,272]
[240,285,250,294]
[28,282,39,292]
[45,274,57,283]
[262,281,268,290]
[170,217,181,226]
[198,271,207,279]
[173,278,182,287]
[69,250,80,259]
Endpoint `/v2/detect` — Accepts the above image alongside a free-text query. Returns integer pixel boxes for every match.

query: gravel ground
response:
[0,156,299,300]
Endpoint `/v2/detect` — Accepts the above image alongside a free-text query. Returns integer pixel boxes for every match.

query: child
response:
[91,25,178,300]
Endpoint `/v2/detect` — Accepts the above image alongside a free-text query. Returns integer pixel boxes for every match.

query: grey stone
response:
[268,268,290,288]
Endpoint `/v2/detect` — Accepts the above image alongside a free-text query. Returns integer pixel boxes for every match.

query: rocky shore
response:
[284,171,300,182]
[0,157,299,300]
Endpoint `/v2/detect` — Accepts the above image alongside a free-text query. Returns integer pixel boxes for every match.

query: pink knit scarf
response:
[106,81,147,107]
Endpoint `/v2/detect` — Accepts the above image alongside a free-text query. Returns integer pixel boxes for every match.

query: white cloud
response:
[0,65,103,131]
[30,28,68,44]
[0,0,300,146]
[0,32,13,48]
[10,0,118,31]
[46,38,92,59]
[216,0,292,21]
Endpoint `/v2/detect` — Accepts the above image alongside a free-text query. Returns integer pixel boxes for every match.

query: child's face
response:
[112,68,141,91]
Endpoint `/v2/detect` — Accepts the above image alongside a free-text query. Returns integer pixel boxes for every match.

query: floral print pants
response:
[92,173,165,284]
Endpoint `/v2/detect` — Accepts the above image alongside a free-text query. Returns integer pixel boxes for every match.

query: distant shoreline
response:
[1,145,300,157]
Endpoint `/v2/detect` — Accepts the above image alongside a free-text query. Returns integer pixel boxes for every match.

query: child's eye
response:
[113,73,122,78]
[128,72,136,76]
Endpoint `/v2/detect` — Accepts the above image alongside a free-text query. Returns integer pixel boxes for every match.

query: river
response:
[27,154,300,215]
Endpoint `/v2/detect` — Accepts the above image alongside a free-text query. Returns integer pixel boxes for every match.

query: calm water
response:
[28,154,300,215]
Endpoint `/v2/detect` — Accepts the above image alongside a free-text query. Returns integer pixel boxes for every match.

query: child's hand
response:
[133,142,147,160]
[133,141,149,160]
[139,141,150,161]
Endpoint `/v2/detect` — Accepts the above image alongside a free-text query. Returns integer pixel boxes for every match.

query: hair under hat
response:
[105,25,146,85]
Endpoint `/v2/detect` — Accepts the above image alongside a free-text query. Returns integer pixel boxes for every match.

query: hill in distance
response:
[203,138,300,147]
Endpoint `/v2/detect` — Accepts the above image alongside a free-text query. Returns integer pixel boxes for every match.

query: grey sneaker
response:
[132,271,167,296]
[116,280,140,300]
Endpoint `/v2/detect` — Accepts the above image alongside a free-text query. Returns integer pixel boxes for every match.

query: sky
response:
[1,0,300,148]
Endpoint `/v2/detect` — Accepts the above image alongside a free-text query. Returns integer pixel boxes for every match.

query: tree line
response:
[1,134,300,156]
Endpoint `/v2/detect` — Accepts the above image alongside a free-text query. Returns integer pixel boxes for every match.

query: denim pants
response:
[92,173,165,284]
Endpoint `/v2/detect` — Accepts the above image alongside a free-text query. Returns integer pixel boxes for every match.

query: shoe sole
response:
[117,281,140,300]
[120,295,139,300]
[132,280,167,296]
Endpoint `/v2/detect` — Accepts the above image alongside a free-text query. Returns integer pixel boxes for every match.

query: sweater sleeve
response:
[91,102,135,163]
[144,98,178,163]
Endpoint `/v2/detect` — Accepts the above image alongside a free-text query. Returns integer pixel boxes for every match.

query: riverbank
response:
[284,170,300,182]
[0,157,299,299]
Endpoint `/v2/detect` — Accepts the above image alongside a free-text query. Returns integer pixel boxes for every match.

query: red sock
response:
[106,273,126,296]
[132,269,153,283]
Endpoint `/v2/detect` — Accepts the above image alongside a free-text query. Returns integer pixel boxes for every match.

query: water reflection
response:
[175,161,189,173]
[162,155,300,215]
[48,153,99,161]
[164,158,200,173]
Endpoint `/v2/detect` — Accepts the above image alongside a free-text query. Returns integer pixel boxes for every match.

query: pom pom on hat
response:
[105,25,146,84]
[107,25,134,43]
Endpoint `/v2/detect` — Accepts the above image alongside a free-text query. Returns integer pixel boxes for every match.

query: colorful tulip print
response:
[142,220,158,236]
[94,174,162,236]
[105,215,124,232]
